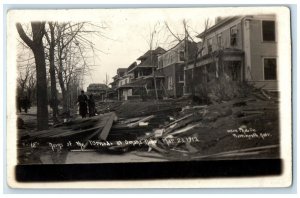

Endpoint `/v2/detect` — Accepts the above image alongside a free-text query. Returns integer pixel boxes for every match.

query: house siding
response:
[249,19,278,90]
[157,63,184,97]
[187,15,278,92]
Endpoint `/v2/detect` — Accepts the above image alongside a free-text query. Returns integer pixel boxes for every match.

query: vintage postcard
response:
[6,7,292,188]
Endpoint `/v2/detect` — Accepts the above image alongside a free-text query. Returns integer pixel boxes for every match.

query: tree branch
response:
[16,23,34,49]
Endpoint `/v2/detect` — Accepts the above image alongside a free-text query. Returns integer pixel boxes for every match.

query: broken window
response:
[264,58,277,80]
[179,51,185,61]
[230,26,238,46]
[262,21,275,41]
[207,38,213,53]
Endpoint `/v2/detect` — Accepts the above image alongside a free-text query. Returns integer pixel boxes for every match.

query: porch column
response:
[183,69,187,95]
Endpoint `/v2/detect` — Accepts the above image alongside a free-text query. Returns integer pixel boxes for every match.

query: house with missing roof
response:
[86,83,110,101]
[184,15,278,96]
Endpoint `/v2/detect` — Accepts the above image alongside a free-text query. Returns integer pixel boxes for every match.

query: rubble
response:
[17,86,280,164]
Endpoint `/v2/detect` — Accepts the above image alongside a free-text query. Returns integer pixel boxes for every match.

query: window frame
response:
[261,20,276,42]
[179,50,185,62]
[230,25,238,46]
[207,38,213,53]
[262,57,277,81]
[167,76,173,90]
[217,33,222,48]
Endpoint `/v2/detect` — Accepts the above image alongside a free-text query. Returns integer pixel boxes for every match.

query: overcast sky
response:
[11,7,279,90]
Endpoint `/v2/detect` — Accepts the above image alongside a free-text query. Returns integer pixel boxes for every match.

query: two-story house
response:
[86,83,110,101]
[157,40,197,98]
[184,15,278,95]
[116,47,166,100]
[110,68,127,89]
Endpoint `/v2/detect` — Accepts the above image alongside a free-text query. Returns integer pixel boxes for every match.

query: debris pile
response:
[17,87,280,163]
[107,89,280,161]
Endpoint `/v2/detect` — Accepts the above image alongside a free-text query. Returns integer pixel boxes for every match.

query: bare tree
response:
[164,19,210,97]
[16,22,49,130]
[144,22,165,100]
[44,22,59,120]
[54,22,105,113]
[185,19,210,97]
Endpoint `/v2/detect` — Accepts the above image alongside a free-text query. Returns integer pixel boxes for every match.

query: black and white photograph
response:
[6,7,292,188]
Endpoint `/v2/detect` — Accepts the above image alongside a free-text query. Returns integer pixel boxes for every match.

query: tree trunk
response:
[153,68,158,100]
[58,73,68,113]
[48,23,59,120]
[16,22,49,130]
[49,52,58,118]
[33,44,49,130]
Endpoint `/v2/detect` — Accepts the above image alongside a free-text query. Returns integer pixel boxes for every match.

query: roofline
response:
[197,16,241,38]
[158,40,197,57]
[137,47,166,60]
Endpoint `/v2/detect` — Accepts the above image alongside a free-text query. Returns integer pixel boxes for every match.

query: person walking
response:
[17,96,22,113]
[22,96,30,113]
[88,94,96,117]
[77,90,88,118]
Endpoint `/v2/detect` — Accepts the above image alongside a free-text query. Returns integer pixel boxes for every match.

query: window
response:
[262,21,275,41]
[179,51,185,61]
[264,58,277,80]
[167,76,173,90]
[207,38,213,53]
[178,73,184,82]
[217,33,222,47]
[158,59,163,69]
[230,26,238,46]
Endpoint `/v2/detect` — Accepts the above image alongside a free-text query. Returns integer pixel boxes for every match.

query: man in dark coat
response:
[21,96,30,113]
[78,90,88,118]
[88,94,96,117]
[17,96,22,113]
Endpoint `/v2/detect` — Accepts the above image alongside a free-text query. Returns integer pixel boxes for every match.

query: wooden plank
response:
[99,112,117,140]
[164,116,195,135]
[28,113,112,139]
[127,115,155,128]
[133,152,167,160]
[168,123,201,136]
[164,113,193,128]
[261,89,272,100]
[191,144,279,160]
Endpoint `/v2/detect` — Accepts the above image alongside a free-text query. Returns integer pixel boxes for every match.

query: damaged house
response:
[117,47,166,100]
[184,15,278,96]
[157,40,198,98]
[86,83,110,101]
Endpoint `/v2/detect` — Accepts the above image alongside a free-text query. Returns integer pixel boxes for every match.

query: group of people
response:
[77,90,96,118]
[17,96,30,113]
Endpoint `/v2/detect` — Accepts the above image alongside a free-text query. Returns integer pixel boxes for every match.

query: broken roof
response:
[137,47,166,60]
[87,83,109,91]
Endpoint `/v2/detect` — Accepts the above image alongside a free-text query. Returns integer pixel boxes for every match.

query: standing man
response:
[17,96,22,113]
[77,90,88,118]
[22,96,30,113]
